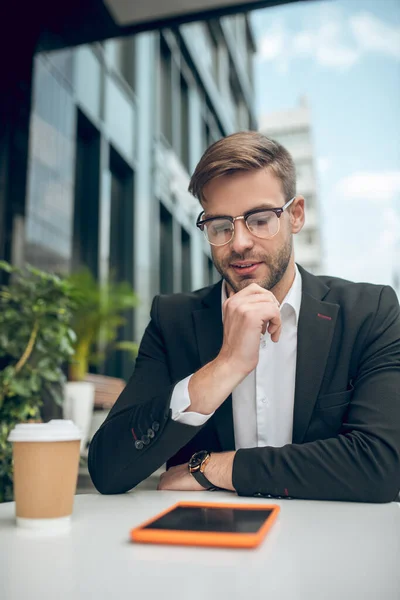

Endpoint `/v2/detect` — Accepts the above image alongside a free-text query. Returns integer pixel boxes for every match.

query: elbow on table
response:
[87,443,140,495]
[354,469,400,504]
[365,482,400,504]
[88,463,140,495]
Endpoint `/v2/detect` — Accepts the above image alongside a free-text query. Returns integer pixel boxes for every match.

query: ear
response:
[290,196,305,234]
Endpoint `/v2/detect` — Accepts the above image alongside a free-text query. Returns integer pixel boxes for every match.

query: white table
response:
[1,479,399,600]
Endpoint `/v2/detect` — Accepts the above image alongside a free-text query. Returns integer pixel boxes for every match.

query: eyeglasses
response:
[196,197,296,246]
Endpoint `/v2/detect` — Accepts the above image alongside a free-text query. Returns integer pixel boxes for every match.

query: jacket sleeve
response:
[232,286,400,503]
[88,296,203,494]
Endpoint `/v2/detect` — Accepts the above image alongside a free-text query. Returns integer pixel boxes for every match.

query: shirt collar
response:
[281,264,302,325]
[221,264,302,326]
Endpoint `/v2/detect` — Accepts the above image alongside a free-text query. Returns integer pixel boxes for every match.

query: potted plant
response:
[65,269,138,452]
[0,261,77,503]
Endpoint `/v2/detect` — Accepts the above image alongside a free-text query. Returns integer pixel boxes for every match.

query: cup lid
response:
[7,420,82,442]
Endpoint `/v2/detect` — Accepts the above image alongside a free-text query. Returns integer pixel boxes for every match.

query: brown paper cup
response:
[8,420,82,533]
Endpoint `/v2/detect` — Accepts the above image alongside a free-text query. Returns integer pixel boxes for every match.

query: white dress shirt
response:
[170,265,302,450]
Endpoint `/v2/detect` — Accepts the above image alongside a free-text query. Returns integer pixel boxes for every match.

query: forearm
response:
[187,357,246,415]
[88,391,202,494]
[233,433,400,503]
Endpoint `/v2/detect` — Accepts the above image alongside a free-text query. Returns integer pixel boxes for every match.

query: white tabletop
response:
[1,479,399,600]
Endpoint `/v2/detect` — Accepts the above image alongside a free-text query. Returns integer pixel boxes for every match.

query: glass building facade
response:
[21,17,257,380]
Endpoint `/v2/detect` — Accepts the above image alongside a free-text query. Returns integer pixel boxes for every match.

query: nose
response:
[230,218,254,254]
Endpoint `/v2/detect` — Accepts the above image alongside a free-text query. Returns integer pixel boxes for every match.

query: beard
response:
[212,235,293,293]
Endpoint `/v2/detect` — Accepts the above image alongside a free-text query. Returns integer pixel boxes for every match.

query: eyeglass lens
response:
[203,211,279,245]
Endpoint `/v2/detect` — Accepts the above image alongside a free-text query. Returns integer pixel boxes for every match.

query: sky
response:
[251,0,400,287]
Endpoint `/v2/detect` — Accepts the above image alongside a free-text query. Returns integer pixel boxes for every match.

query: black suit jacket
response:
[88,265,400,502]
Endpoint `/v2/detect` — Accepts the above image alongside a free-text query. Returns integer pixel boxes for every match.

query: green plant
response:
[67,269,139,381]
[0,261,77,503]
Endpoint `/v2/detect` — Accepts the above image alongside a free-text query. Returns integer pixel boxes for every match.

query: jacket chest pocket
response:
[315,387,354,410]
[309,388,354,435]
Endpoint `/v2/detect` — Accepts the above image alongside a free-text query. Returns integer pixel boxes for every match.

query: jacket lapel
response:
[292,266,340,443]
[192,281,235,451]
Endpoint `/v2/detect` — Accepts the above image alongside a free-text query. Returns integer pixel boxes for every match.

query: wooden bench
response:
[84,373,125,410]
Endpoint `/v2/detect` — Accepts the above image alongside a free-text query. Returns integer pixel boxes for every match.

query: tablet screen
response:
[142,506,274,534]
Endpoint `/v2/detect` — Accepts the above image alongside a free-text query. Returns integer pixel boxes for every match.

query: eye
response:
[209,220,231,235]
[247,212,274,228]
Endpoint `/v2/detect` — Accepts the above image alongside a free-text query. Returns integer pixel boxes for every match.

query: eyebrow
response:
[203,202,279,219]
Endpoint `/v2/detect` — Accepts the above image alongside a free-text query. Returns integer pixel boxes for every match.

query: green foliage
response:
[0,261,77,503]
[66,269,139,381]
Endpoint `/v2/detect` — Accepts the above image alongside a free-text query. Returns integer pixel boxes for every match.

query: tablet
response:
[130,501,280,548]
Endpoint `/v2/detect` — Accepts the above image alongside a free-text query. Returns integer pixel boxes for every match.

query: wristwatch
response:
[188,450,217,490]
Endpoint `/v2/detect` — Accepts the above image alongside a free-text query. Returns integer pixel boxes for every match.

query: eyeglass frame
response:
[196,196,296,246]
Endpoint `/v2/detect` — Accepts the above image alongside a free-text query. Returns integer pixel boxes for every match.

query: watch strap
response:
[192,469,216,490]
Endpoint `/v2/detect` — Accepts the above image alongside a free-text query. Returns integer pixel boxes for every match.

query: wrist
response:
[203,451,236,492]
[213,354,250,386]
[187,356,244,415]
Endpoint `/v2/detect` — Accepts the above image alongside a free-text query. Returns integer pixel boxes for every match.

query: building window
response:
[159,38,173,147]
[25,53,75,275]
[228,60,240,128]
[181,228,192,292]
[120,37,136,91]
[203,114,217,152]
[160,203,174,294]
[180,73,190,171]
[206,22,219,85]
[105,38,136,91]
[106,146,134,379]
[109,146,134,285]
[72,109,101,277]
[246,26,254,89]
[202,103,223,153]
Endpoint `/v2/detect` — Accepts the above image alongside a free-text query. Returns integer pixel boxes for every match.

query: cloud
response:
[258,20,291,73]
[256,9,400,71]
[258,21,286,60]
[350,12,400,60]
[336,171,400,203]
[292,22,360,70]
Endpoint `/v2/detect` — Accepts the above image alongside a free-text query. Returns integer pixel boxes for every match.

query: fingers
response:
[223,285,280,315]
[231,302,282,342]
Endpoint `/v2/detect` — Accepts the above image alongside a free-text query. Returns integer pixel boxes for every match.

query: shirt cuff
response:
[170,375,214,426]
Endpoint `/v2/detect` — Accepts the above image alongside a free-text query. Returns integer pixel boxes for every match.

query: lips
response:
[231,262,262,275]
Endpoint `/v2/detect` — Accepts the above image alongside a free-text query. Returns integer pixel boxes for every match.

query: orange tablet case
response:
[130,500,280,548]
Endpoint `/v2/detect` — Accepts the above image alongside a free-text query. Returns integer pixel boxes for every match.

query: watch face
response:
[190,450,208,469]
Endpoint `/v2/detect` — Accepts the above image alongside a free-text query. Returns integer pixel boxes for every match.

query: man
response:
[88,132,400,502]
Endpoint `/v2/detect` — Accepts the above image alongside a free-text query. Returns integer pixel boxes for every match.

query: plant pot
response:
[63,382,95,453]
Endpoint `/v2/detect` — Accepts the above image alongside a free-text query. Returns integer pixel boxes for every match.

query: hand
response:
[219,283,281,378]
[157,463,206,491]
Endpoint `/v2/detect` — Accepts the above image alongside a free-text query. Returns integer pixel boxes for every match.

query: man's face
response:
[201,169,299,294]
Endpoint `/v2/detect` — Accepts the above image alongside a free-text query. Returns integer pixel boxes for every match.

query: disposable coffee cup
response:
[8,420,82,533]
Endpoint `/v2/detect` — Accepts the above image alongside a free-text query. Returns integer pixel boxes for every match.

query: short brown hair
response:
[188,131,296,203]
